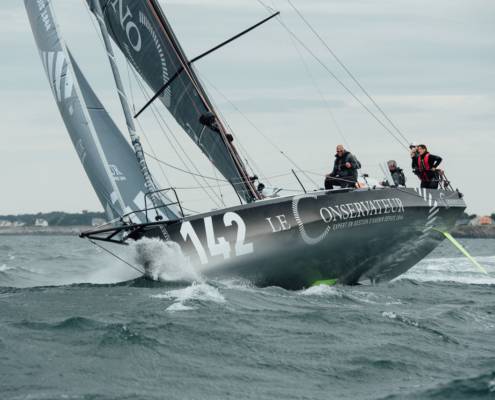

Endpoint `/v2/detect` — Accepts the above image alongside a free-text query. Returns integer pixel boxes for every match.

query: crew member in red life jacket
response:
[416,144,443,189]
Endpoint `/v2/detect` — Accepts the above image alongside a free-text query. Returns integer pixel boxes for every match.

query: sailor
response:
[382,160,406,187]
[416,144,443,189]
[409,143,420,178]
[325,145,361,190]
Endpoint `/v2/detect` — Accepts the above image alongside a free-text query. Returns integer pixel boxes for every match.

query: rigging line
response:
[256,0,409,150]
[143,171,299,190]
[199,76,273,186]
[124,59,174,191]
[125,60,136,113]
[146,150,298,184]
[286,23,351,149]
[130,70,233,208]
[130,70,224,208]
[145,151,287,186]
[200,75,318,189]
[125,56,208,189]
[287,0,410,145]
[88,239,145,275]
[133,11,280,118]
[211,97,271,187]
[209,96,268,184]
[139,120,174,188]
[212,165,226,207]
[144,151,228,182]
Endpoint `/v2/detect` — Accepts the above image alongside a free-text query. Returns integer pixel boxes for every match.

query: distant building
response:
[34,218,49,227]
[0,220,13,227]
[13,221,26,227]
[469,216,493,226]
[479,216,493,225]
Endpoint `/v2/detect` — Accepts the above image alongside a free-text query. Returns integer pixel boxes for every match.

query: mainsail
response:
[25,0,179,222]
[88,0,260,203]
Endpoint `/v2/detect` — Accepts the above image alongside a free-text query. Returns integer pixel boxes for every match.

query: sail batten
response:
[89,0,260,203]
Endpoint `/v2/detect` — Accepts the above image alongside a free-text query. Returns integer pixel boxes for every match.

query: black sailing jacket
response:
[331,151,360,181]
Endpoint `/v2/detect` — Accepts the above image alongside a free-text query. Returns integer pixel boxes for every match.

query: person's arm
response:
[346,154,359,169]
[411,155,418,170]
[391,171,401,186]
[331,158,338,175]
[430,154,443,169]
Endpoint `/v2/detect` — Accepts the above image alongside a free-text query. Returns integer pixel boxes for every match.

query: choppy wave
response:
[398,255,495,285]
[381,311,459,344]
[380,372,495,399]
[152,282,225,311]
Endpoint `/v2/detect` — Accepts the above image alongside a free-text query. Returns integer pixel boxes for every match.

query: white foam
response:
[382,311,397,320]
[488,379,495,393]
[382,311,420,327]
[152,282,225,312]
[0,264,14,272]
[299,285,341,297]
[216,278,255,291]
[132,238,201,283]
[166,302,194,312]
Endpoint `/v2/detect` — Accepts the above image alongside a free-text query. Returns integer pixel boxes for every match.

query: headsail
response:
[88,0,260,203]
[25,0,180,222]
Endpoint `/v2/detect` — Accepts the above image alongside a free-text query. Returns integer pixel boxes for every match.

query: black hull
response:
[117,187,465,289]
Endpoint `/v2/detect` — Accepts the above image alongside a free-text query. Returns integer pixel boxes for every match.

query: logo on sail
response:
[105,0,172,107]
[108,0,142,51]
[40,51,74,103]
[109,164,127,182]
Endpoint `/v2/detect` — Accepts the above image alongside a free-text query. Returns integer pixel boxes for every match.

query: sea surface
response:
[0,236,494,400]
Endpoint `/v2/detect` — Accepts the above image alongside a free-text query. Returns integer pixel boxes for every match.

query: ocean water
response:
[0,236,494,400]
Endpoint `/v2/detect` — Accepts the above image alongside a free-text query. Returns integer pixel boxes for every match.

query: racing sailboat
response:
[25,0,466,288]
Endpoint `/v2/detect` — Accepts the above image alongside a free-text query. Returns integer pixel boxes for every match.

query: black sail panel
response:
[89,0,258,203]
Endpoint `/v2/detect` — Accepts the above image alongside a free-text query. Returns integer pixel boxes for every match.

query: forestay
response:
[88,0,259,203]
[25,0,180,222]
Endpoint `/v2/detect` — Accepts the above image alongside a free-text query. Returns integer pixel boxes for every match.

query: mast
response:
[91,0,162,210]
[147,0,261,202]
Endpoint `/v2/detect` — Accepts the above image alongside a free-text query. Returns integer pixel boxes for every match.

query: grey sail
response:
[88,0,259,203]
[25,0,179,222]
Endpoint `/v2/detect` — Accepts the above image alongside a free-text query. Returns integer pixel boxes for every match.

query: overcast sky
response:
[1,0,494,215]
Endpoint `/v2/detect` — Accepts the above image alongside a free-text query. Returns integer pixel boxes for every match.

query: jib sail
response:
[25,0,180,222]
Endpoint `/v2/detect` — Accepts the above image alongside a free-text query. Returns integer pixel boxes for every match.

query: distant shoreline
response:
[0,226,92,236]
[450,225,495,239]
[0,225,494,238]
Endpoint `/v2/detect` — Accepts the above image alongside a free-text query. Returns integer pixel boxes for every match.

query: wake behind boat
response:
[24,0,466,288]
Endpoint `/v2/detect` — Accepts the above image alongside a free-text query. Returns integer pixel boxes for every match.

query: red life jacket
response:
[417,153,431,181]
